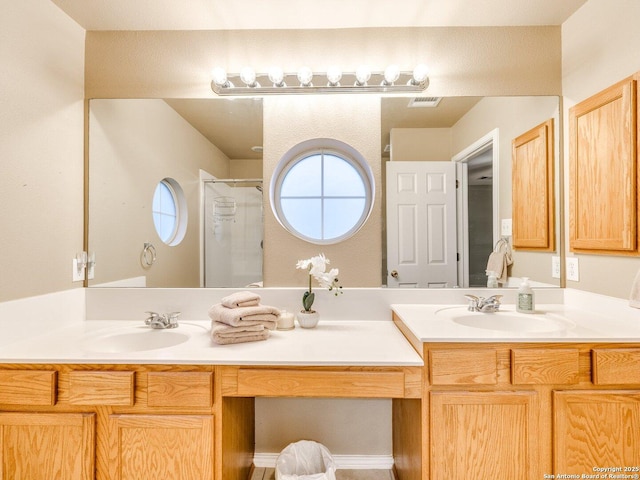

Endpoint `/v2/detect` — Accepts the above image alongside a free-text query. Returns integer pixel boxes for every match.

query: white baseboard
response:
[253,453,394,470]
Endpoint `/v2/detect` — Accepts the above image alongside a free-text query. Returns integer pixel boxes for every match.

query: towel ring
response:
[141,242,157,267]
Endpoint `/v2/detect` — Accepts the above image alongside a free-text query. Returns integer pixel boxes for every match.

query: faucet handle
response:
[463,295,479,311]
[167,312,181,326]
[145,311,160,325]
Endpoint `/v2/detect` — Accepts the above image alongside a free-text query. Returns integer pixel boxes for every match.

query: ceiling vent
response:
[408,97,442,108]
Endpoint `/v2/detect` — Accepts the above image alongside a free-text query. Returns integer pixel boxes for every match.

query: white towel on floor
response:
[210,321,270,345]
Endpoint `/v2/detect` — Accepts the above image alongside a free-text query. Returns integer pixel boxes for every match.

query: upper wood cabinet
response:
[569,76,638,254]
[512,118,555,251]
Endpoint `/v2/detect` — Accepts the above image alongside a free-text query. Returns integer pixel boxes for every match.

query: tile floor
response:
[250,468,396,479]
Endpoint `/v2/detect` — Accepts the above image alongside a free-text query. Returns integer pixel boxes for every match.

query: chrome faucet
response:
[145,311,180,329]
[464,295,503,313]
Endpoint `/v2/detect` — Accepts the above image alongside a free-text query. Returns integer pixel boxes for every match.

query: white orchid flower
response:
[296,254,343,311]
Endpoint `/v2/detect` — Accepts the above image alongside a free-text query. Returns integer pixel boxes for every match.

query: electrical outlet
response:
[551,256,561,279]
[72,258,84,282]
[501,218,512,236]
[566,257,580,282]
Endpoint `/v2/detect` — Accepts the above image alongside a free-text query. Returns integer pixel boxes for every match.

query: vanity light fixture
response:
[210,64,429,96]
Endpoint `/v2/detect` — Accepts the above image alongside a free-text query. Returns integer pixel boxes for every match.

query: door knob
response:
[390,270,399,279]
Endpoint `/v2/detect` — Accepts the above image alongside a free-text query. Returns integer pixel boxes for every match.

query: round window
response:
[152,178,187,246]
[270,139,374,244]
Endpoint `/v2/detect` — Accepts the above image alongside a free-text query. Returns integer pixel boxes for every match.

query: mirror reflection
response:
[88,95,560,288]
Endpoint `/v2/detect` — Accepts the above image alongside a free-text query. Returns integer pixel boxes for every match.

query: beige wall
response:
[0,0,85,301]
[85,27,561,99]
[263,95,382,288]
[562,0,640,298]
[89,99,230,287]
[390,128,452,161]
[230,159,263,179]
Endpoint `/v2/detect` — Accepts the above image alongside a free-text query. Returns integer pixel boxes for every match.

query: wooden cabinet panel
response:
[69,371,134,405]
[429,349,497,385]
[511,348,579,384]
[147,372,213,407]
[512,118,555,251]
[592,348,640,384]
[236,369,406,398]
[0,370,56,406]
[0,412,94,480]
[554,390,640,474]
[569,76,638,254]
[107,414,213,480]
[431,391,540,480]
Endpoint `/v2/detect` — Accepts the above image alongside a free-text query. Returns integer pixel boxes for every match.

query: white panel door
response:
[386,161,457,287]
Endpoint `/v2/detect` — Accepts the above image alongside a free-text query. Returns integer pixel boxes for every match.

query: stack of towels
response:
[208,291,281,345]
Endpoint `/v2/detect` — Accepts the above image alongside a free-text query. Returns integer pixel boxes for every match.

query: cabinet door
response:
[431,391,540,480]
[512,118,555,250]
[569,77,638,254]
[0,412,94,480]
[106,414,213,480]
[554,391,640,474]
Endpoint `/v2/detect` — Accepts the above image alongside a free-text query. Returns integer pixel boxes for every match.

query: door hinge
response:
[455,179,459,188]
[457,252,460,261]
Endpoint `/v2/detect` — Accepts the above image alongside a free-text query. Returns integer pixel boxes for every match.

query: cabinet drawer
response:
[429,349,497,385]
[147,372,213,407]
[592,348,640,385]
[0,370,57,405]
[69,371,135,405]
[237,369,406,397]
[511,348,579,385]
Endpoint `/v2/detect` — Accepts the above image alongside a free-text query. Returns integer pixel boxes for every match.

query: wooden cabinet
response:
[554,390,640,474]
[569,76,639,254]
[512,118,555,251]
[106,414,214,480]
[431,391,540,479]
[0,412,94,480]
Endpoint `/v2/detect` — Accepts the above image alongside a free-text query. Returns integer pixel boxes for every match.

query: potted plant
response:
[295,253,343,328]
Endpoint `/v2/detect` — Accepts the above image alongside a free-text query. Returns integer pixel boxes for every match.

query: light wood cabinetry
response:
[554,390,640,474]
[431,391,540,479]
[569,76,639,254]
[0,412,94,480]
[107,414,213,480]
[512,118,555,251]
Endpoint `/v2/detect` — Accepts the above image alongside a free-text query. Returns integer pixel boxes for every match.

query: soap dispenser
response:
[517,277,535,313]
[486,270,498,288]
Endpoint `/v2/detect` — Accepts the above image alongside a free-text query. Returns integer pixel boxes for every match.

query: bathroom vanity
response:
[1,289,639,480]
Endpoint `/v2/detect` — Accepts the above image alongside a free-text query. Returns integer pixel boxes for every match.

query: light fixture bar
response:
[211,69,429,96]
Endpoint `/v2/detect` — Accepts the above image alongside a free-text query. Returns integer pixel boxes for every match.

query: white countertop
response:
[0,319,424,366]
[392,303,640,342]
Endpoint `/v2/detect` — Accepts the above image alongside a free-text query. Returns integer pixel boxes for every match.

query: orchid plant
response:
[296,253,343,312]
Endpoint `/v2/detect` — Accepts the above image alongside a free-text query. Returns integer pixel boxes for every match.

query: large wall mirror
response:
[87,95,561,288]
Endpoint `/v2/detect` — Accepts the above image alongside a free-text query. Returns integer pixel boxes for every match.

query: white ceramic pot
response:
[296,310,320,328]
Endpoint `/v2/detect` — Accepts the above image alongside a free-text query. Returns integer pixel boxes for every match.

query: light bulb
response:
[411,63,429,84]
[383,64,400,85]
[326,66,342,86]
[212,67,230,87]
[240,67,259,87]
[268,66,285,87]
[354,65,371,86]
[297,66,313,86]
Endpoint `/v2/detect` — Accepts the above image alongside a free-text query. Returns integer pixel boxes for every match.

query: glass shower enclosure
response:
[202,178,263,287]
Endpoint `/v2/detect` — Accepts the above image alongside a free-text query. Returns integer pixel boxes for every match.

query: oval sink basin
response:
[436,307,574,333]
[82,324,206,353]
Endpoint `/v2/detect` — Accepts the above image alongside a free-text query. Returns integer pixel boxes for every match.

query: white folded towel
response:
[208,303,280,330]
[221,291,261,308]
[629,269,640,308]
[210,321,270,345]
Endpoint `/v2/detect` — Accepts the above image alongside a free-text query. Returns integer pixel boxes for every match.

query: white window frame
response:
[270,138,375,245]
[152,177,188,246]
